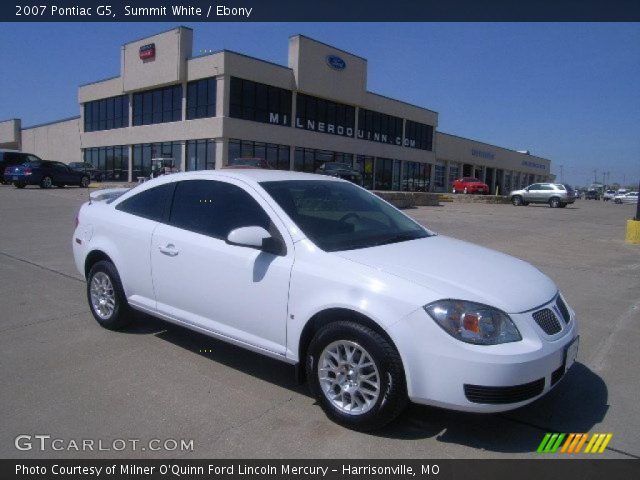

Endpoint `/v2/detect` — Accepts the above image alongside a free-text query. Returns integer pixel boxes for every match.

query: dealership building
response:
[0,26,552,193]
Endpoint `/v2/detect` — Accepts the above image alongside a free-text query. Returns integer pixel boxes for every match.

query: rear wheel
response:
[549,197,561,208]
[40,176,52,189]
[512,195,523,206]
[87,260,133,330]
[306,321,407,431]
[14,182,25,189]
[80,176,90,188]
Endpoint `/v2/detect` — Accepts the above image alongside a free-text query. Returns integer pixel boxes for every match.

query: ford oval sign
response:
[326,55,346,71]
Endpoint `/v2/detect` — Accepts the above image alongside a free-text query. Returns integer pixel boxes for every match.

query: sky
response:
[0,22,638,187]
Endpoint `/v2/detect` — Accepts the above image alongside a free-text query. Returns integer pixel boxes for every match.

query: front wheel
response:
[80,176,90,188]
[512,195,523,206]
[463,187,468,194]
[549,197,561,208]
[87,260,133,330]
[40,176,52,189]
[306,321,407,431]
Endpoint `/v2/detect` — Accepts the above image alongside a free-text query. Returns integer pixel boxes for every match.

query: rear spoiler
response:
[89,188,130,203]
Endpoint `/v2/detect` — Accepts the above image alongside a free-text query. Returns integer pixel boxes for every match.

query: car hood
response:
[334,235,557,313]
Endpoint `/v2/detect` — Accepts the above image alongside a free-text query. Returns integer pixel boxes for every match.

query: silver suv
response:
[510,183,576,208]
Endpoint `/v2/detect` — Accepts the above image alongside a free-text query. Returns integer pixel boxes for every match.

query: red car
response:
[452,177,489,194]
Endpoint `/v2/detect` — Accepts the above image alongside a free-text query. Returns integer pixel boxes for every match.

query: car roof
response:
[174,169,343,184]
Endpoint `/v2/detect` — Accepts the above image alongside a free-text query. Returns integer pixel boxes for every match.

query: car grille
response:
[464,378,545,404]
[532,308,562,335]
[556,296,571,324]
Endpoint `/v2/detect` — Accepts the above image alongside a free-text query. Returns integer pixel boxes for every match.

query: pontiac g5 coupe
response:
[73,170,578,430]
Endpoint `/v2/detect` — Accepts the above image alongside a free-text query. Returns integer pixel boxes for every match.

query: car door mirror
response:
[226,226,286,256]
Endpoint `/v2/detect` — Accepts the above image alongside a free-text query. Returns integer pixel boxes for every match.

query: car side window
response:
[26,155,40,163]
[169,180,271,240]
[539,185,553,191]
[116,183,175,222]
[529,184,541,190]
[53,162,68,172]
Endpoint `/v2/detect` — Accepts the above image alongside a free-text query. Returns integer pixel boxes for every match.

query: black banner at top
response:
[2,0,640,22]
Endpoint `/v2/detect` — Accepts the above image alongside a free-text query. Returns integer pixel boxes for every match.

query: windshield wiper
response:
[371,233,425,247]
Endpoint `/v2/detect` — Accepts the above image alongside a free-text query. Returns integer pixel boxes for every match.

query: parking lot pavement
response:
[1,186,638,459]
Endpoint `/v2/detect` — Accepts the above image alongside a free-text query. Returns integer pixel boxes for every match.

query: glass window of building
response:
[169,180,271,240]
[132,85,182,126]
[186,139,216,171]
[355,155,374,190]
[404,120,434,151]
[374,158,394,190]
[434,163,446,190]
[295,93,355,137]
[228,139,290,170]
[357,109,403,146]
[448,164,460,188]
[293,147,353,173]
[84,95,129,132]
[132,141,182,178]
[403,161,431,192]
[83,145,129,181]
[186,77,216,120]
[229,77,291,127]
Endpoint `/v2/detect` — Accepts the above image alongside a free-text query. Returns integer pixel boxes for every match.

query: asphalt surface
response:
[1,185,639,459]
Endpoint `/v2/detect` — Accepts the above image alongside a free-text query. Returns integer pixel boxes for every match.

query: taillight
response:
[24,168,32,175]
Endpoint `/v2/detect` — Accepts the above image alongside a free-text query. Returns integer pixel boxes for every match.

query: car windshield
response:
[260,180,431,252]
[463,177,479,182]
[230,158,260,167]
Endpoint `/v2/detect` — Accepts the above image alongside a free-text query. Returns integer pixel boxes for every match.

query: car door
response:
[151,178,293,355]
[524,184,540,202]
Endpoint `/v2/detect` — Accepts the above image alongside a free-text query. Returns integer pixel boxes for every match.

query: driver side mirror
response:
[226,226,286,256]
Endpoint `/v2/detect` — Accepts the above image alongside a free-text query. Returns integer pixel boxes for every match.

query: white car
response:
[615,191,638,204]
[603,190,617,201]
[73,170,579,430]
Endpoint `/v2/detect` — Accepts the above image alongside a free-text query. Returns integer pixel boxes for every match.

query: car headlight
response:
[424,300,521,345]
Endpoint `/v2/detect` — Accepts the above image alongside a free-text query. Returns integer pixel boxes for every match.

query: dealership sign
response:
[139,43,156,60]
[326,55,346,70]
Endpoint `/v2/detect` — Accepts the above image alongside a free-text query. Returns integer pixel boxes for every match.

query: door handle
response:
[158,243,179,256]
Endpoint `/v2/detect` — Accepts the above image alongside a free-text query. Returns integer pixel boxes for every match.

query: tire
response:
[14,182,25,189]
[559,203,567,208]
[40,176,52,189]
[86,260,133,330]
[463,187,468,194]
[512,195,523,206]
[306,321,407,431]
[549,197,561,208]
[452,188,457,194]
[80,176,90,188]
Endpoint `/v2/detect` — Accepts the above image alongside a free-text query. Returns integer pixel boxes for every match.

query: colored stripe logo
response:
[537,433,612,454]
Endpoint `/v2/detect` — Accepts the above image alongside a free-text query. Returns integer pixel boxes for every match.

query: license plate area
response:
[563,335,579,373]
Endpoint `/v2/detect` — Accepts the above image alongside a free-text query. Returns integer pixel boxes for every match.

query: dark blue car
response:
[6,160,91,189]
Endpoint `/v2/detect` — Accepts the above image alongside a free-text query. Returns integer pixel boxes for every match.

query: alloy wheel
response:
[90,272,116,320]
[318,340,381,415]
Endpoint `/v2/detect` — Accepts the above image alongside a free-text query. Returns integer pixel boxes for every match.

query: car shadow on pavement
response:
[375,362,608,453]
[132,313,311,397]
[125,315,608,454]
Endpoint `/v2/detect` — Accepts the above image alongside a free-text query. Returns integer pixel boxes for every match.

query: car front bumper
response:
[388,303,578,413]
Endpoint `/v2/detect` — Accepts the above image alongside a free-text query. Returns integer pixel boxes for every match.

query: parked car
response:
[574,190,582,200]
[315,162,363,185]
[73,170,578,430]
[452,177,489,194]
[69,161,103,182]
[1,150,42,185]
[603,190,617,201]
[510,183,576,208]
[584,189,600,200]
[8,160,90,189]
[614,192,638,205]
[225,157,272,169]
